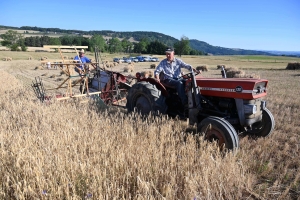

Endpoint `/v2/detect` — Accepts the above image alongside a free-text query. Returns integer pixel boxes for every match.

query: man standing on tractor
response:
[154,47,200,107]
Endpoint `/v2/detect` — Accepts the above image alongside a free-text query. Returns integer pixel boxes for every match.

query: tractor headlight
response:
[244,104,257,114]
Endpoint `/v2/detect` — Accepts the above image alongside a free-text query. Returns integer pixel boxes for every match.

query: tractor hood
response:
[196,77,268,99]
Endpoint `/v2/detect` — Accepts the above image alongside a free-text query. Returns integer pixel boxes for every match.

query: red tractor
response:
[126,70,275,150]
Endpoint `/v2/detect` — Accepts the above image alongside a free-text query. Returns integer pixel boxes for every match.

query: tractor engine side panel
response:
[196,78,268,99]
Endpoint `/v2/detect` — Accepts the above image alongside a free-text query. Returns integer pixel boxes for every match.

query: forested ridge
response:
[0,25,273,55]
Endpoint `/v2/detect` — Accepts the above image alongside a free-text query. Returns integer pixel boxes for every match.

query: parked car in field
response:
[136,56,145,62]
[129,57,139,62]
[143,56,151,62]
[113,58,124,63]
[124,58,132,63]
[150,57,159,62]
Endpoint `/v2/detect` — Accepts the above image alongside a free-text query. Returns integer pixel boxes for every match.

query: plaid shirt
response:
[154,57,193,80]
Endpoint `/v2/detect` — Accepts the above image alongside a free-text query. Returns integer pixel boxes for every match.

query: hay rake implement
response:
[31,76,47,102]
[31,45,132,108]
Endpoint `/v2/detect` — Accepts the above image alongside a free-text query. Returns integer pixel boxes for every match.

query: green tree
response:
[190,49,203,55]
[0,30,25,50]
[121,39,133,53]
[147,40,167,55]
[134,37,149,54]
[60,35,73,45]
[173,35,190,56]
[108,37,122,53]
[49,37,61,45]
[10,44,20,51]
[40,36,50,46]
[81,37,90,48]
[0,30,19,45]
[90,34,107,52]
[35,36,41,47]
[25,36,36,46]
[21,45,27,51]
[72,36,83,46]
[18,37,26,51]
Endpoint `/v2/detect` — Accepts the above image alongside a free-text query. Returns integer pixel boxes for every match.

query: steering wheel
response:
[182,71,201,79]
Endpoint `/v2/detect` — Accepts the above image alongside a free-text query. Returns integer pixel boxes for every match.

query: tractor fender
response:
[139,77,169,97]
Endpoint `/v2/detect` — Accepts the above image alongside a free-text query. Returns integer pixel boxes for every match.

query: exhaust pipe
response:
[221,66,227,78]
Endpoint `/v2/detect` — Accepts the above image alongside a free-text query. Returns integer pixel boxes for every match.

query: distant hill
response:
[189,39,273,56]
[0,25,179,47]
[0,25,277,55]
[262,50,300,57]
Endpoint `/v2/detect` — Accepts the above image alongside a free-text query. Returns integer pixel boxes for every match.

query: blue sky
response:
[1,0,299,51]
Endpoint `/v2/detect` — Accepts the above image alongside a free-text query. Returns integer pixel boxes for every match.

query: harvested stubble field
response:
[0,51,300,199]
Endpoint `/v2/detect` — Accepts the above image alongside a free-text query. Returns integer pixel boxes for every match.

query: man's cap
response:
[79,49,85,53]
[165,47,174,53]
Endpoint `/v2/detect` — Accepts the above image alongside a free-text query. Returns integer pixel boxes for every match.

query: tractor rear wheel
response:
[126,81,167,115]
[247,108,275,137]
[198,116,239,150]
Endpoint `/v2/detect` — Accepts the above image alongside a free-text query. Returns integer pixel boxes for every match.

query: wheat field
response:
[0,52,300,199]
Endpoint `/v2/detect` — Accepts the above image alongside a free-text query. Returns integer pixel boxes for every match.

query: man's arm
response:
[178,59,201,74]
[154,61,164,82]
[178,59,192,71]
[81,57,90,63]
[74,56,81,65]
[155,73,160,82]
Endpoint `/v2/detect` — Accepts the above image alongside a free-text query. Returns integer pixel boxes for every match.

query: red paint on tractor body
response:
[194,77,268,99]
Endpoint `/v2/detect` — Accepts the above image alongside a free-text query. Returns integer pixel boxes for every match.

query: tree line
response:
[0,30,204,55]
[17,26,178,47]
[1,25,275,55]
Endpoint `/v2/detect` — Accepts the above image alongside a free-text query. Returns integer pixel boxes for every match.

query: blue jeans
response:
[163,78,187,105]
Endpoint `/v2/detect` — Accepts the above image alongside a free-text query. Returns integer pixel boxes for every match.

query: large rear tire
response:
[126,81,167,115]
[247,108,275,137]
[198,116,239,150]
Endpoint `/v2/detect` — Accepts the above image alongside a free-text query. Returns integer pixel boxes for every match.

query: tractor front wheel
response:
[126,81,167,115]
[247,108,275,137]
[198,116,239,150]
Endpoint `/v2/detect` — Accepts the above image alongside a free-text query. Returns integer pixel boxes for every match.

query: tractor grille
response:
[243,99,263,119]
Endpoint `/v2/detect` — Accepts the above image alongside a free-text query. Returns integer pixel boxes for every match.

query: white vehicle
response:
[113,58,124,63]
[150,57,159,62]
[130,57,139,62]
[143,56,151,62]
[124,58,132,63]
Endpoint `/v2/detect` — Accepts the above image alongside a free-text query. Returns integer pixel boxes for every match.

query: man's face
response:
[79,53,84,57]
[166,51,174,61]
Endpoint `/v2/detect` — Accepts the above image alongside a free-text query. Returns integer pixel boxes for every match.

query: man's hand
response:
[192,68,201,74]
[155,74,160,83]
